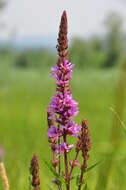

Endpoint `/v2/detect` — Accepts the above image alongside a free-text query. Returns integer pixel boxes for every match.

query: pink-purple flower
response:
[50,93,78,119]
[47,59,80,155]
[64,121,81,137]
[57,142,74,155]
[48,126,62,142]
[51,60,74,82]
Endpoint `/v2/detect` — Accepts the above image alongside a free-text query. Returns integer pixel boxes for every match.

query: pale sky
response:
[1,0,126,40]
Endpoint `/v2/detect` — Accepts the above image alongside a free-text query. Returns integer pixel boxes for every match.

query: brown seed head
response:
[30,154,40,190]
[76,119,91,168]
[81,119,91,167]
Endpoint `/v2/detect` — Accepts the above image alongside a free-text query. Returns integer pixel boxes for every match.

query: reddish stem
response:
[69,150,79,179]
[78,160,86,190]
[63,130,70,190]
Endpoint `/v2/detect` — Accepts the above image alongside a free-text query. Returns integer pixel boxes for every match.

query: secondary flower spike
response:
[78,119,91,190]
[30,154,40,190]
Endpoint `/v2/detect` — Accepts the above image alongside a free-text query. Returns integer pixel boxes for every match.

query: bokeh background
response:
[0,0,126,189]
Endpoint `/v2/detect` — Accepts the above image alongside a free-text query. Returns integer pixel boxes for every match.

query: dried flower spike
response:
[30,154,40,190]
[0,162,9,190]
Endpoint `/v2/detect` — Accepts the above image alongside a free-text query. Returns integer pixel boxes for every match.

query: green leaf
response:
[44,160,56,175]
[70,173,80,181]
[76,174,80,186]
[83,183,89,190]
[76,174,85,187]
[49,184,56,190]
[85,160,102,173]
[28,174,32,190]
[71,160,102,181]
[43,160,66,184]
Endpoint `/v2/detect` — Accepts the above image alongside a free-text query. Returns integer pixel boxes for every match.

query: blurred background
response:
[0,0,126,189]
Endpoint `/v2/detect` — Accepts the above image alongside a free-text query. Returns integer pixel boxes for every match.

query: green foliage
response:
[85,161,102,173]
[15,50,56,69]
[110,107,126,133]
[103,12,123,68]
[83,183,89,190]
[43,160,66,185]
[0,62,126,189]
[16,54,28,68]
[71,160,102,181]
[76,174,81,186]
[69,12,125,69]
[69,37,106,69]
[0,0,7,11]
[49,185,56,190]
[28,174,32,190]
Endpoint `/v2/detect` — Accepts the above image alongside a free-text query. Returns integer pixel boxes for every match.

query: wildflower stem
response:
[58,125,61,175]
[78,160,87,190]
[69,150,79,179]
[58,124,62,190]
[63,130,70,190]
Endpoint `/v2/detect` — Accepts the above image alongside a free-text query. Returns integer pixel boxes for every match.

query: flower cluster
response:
[47,60,81,156]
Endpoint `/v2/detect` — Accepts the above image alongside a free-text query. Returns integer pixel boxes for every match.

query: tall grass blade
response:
[95,59,126,190]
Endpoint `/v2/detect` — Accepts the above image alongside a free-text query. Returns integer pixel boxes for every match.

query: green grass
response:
[0,63,126,190]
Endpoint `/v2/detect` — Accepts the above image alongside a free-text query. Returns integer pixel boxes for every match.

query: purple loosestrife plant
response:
[47,11,91,190]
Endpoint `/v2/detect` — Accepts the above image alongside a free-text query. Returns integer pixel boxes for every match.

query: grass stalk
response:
[0,162,9,190]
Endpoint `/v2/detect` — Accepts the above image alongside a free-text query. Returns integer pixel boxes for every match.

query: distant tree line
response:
[69,12,124,68]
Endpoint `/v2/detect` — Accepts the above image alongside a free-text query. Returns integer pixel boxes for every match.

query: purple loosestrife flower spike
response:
[47,11,91,190]
[47,11,81,157]
[30,154,40,190]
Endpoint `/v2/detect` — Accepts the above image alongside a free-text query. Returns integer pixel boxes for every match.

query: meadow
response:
[0,56,126,190]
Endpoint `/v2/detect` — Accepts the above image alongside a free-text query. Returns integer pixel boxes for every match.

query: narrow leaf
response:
[85,160,102,173]
[28,175,32,190]
[49,185,56,190]
[76,174,80,186]
[83,183,89,190]
[71,160,102,181]
[71,173,80,181]
[43,160,66,184]
[110,107,126,133]
[75,174,86,187]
